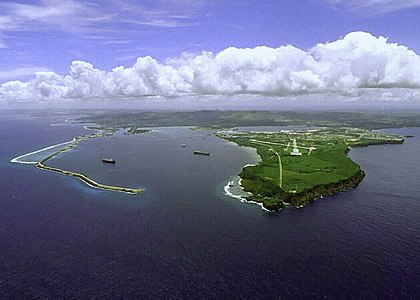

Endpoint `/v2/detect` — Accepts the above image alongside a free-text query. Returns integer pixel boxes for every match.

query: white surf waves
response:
[10,139,76,164]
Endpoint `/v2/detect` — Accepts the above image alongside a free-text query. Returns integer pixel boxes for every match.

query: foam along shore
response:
[10,139,76,164]
[9,125,107,165]
[12,130,144,195]
[223,178,273,212]
[219,127,404,211]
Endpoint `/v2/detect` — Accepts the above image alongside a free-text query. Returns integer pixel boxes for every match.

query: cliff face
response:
[234,135,403,212]
[285,169,365,208]
[254,169,366,211]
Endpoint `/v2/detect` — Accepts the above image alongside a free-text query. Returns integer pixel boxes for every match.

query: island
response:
[73,110,411,211]
[217,127,404,211]
[13,110,413,208]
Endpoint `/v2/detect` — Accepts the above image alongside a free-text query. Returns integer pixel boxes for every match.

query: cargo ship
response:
[193,151,210,156]
[102,158,116,164]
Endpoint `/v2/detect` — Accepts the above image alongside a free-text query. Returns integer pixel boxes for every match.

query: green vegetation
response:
[21,110,413,206]
[217,127,403,210]
[76,110,420,130]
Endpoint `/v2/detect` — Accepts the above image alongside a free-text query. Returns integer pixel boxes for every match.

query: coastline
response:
[11,139,76,164]
[11,129,145,195]
[36,160,144,195]
[225,136,403,212]
[233,158,366,212]
[223,179,274,212]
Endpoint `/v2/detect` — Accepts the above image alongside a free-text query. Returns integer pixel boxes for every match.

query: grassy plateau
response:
[217,127,403,210]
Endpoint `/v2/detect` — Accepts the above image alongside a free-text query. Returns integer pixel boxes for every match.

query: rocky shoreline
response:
[244,142,404,212]
[257,169,366,211]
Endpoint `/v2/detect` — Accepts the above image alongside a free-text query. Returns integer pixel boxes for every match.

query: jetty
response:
[33,134,143,195]
[36,161,143,194]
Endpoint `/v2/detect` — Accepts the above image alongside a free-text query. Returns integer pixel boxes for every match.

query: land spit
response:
[34,131,144,195]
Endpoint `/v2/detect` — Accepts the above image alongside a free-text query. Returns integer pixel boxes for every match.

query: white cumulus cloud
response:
[0,66,51,82]
[1,31,420,103]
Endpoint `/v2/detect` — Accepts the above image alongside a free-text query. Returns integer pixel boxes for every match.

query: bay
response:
[0,112,419,299]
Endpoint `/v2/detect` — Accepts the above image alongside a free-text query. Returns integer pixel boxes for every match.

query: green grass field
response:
[218,127,403,209]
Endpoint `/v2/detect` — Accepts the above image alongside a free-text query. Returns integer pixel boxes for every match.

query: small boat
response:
[102,158,116,164]
[193,151,210,156]
[182,144,187,147]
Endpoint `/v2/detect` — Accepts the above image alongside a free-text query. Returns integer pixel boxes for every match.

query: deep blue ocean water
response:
[0,112,419,299]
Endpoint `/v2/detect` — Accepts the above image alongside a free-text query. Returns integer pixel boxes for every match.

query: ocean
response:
[0,111,419,299]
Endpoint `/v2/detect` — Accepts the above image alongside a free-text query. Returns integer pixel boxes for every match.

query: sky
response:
[0,0,419,106]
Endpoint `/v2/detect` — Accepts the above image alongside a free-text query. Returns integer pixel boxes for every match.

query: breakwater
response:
[14,129,145,195]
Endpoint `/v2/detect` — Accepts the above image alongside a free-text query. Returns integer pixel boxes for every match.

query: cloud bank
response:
[1,31,420,103]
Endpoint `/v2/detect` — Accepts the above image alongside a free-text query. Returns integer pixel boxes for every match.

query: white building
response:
[290,139,302,156]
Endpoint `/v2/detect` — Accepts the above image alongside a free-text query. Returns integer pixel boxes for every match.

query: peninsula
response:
[74,110,411,211]
[217,127,404,211]
[13,110,412,208]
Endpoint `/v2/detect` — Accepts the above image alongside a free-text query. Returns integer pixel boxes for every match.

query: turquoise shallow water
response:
[0,112,419,299]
